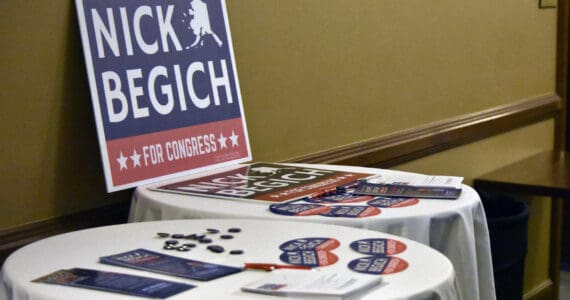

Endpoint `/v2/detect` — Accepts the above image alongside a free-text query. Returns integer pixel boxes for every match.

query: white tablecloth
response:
[129,164,495,300]
[1,219,460,300]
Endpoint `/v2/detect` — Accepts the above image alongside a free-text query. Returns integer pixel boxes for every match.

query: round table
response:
[1,219,460,299]
[129,164,495,300]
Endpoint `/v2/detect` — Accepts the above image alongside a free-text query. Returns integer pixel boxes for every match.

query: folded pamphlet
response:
[100,248,242,281]
[32,268,194,298]
[242,269,382,299]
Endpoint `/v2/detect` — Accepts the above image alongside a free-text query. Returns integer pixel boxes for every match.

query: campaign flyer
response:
[99,248,242,281]
[241,270,383,298]
[32,268,194,298]
[354,182,461,199]
[153,163,372,202]
[269,203,331,216]
[75,0,252,191]
[354,173,463,199]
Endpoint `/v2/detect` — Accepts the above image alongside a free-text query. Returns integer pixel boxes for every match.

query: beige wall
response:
[1,1,128,229]
[227,0,556,161]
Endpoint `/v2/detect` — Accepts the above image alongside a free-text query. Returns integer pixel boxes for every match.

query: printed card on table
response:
[99,248,242,281]
[33,268,194,298]
[75,0,251,191]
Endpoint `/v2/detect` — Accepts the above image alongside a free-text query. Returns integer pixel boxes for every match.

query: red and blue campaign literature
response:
[152,163,373,203]
[75,0,251,191]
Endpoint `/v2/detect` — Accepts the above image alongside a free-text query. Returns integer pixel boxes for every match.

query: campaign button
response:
[320,205,381,218]
[367,197,419,208]
[348,256,409,275]
[307,191,374,204]
[269,203,332,216]
[349,238,407,256]
[207,245,225,253]
[185,234,199,240]
[207,228,220,234]
[220,235,234,240]
[230,250,244,255]
[279,237,340,251]
[156,232,170,238]
[171,234,185,239]
[228,228,241,233]
[279,250,338,267]
[164,240,179,245]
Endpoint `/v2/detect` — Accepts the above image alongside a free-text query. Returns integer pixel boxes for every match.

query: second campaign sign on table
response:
[75,0,251,191]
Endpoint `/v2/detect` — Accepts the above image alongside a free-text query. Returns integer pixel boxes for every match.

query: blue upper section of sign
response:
[81,0,242,140]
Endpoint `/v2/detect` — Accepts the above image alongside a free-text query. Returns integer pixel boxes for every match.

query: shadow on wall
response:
[47,2,132,219]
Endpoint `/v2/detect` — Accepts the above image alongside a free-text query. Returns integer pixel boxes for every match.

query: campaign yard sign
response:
[75,0,251,191]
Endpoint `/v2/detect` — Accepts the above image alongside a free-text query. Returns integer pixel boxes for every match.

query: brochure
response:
[99,249,242,281]
[241,269,382,299]
[151,163,372,203]
[32,268,194,298]
[353,173,463,199]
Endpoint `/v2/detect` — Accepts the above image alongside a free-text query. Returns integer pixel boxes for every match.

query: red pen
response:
[244,263,312,271]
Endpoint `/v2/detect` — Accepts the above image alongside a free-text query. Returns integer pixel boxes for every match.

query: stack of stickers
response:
[269,189,419,218]
[278,237,409,275]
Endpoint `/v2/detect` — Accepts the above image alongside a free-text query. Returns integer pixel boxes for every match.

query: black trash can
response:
[482,194,529,300]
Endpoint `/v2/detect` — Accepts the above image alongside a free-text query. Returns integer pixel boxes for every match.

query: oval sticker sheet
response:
[280,250,339,267]
[320,206,381,218]
[349,238,407,256]
[367,197,419,208]
[348,256,409,275]
[279,238,340,252]
[306,191,374,204]
[269,203,331,216]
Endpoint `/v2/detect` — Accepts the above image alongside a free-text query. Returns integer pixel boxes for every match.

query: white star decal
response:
[117,151,128,170]
[229,130,239,147]
[218,133,228,149]
[130,149,141,168]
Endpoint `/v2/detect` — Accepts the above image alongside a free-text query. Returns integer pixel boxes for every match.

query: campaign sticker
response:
[367,197,419,208]
[279,237,340,252]
[320,206,381,218]
[279,250,338,267]
[269,203,331,216]
[306,191,374,204]
[349,239,407,256]
[347,256,409,275]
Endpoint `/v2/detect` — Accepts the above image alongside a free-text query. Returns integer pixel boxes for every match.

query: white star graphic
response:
[218,132,228,149]
[117,151,128,170]
[229,130,239,147]
[130,149,141,168]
